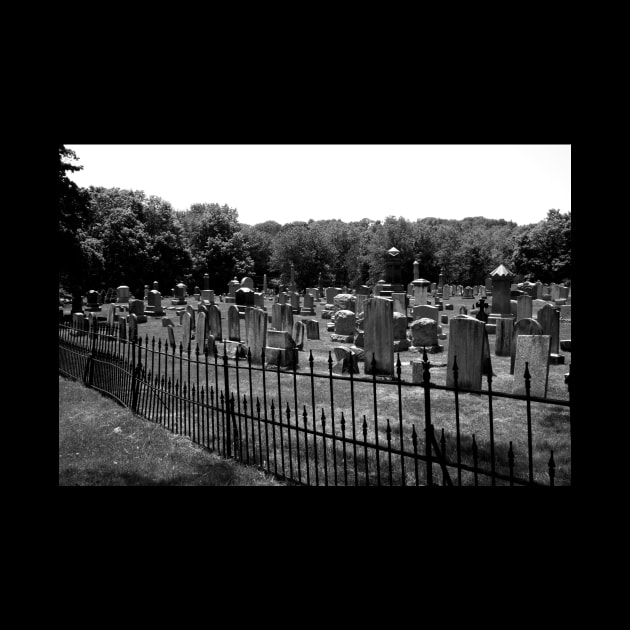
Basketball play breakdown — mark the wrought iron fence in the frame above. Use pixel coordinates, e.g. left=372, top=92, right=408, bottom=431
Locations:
left=59, top=317, right=571, bottom=486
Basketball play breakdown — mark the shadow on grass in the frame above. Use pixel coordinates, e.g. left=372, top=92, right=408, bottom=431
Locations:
left=59, top=459, right=241, bottom=486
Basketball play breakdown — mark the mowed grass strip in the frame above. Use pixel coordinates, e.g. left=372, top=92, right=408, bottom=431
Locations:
left=59, top=376, right=285, bottom=486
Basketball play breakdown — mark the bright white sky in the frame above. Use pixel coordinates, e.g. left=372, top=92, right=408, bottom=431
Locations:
left=65, top=144, right=570, bottom=226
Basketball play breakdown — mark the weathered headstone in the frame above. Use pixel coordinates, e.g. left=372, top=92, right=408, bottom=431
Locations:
left=128, top=299, right=147, bottom=323
left=185, top=304, right=196, bottom=328
left=354, top=294, right=368, bottom=317
left=412, top=304, right=439, bottom=322
left=304, top=319, right=320, bottom=340
left=162, top=316, right=174, bottom=327
left=516, top=294, right=533, bottom=321
left=510, top=317, right=543, bottom=374
left=181, top=312, right=192, bottom=351
left=172, top=282, right=187, bottom=305
left=537, top=303, right=560, bottom=355
left=86, top=290, right=100, bottom=312
left=166, top=323, right=176, bottom=349
left=227, top=305, right=241, bottom=341
left=325, top=287, right=341, bottom=304
left=412, top=278, right=430, bottom=305
left=410, top=318, right=438, bottom=348
left=291, top=320, right=306, bottom=351
left=271, top=303, right=293, bottom=333
left=332, top=347, right=360, bottom=374
left=364, top=297, right=394, bottom=376
left=442, top=285, right=450, bottom=300
left=334, top=310, right=356, bottom=336
left=145, top=290, right=165, bottom=316
left=301, top=293, right=316, bottom=316
left=446, top=316, right=492, bottom=390
left=392, top=292, right=407, bottom=315
left=207, top=304, right=222, bottom=342
left=512, top=335, right=551, bottom=398
left=196, top=311, right=207, bottom=353
left=245, top=307, right=267, bottom=364
left=240, top=276, right=254, bottom=290
left=126, top=312, right=137, bottom=343
left=494, top=316, right=514, bottom=357
left=265, top=329, right=297, bottom=368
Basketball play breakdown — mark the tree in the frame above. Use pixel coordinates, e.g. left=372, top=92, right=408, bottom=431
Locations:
left=269, top=223, right=336, bottom=289
left=511, top=210, right=571, bottom=282
left=180, top=203, right=254, bottom=290
left=58, top=145, right=90, bottom=290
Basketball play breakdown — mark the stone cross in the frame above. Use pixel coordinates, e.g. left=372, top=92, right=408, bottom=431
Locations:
left=475, top=297, right=489, bottom=323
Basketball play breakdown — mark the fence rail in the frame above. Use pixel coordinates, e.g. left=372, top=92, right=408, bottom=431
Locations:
left=59, top=318, right=571, bottom=486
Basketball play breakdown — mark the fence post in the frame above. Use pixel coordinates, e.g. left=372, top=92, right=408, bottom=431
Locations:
left=223, top=341, right=231, bottom=456
left=422, top=346, right=433, bottom=486
left=131, top=338, right=140, bottom=413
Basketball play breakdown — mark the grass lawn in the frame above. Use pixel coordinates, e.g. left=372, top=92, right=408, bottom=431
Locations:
left=59, top=375, right=285, bottom=486
left=61, top=292, right=571, bottom=485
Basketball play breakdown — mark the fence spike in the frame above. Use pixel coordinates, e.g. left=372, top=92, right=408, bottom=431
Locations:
left=411, top=424, right=418, bottom=447
left=386, top=419, right=391, bottom=441
left=340, top=411, right=346, bottom=430
left=548, top=450, right=556, bottom=486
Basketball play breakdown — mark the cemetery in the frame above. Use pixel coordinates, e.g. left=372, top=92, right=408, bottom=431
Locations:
left=60, top=260, right=571, bottom=487
left=58, top=145, right=571, bottom=486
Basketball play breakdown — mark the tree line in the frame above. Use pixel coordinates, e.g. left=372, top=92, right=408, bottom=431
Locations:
left=58, top=145, right=571, bottom=296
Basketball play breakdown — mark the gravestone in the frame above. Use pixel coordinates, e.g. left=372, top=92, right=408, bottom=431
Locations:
left=334, top=294, right=355, bottom=312
left=413, top=260, right=420, bottom=280
left=172, top=282, right=187, bottom=305
left=271, top=303, right=293, bottom=333
left=116, top=285, right=130, bottom=304
left=410, top=318, right=438, bottom=349
left=201, top=288, right=215, bottom=304
left=185, top=304, right=196, bottom=328
left=412, top=304, right=439, bottom=322
left=392, top=292, right=407, bottom=315
left=325, top=287, right=341, bottom=304
left=510, top=317, right=543, bottom=374
left=332, top=347, right=360, bottom=374
left=516, top=294, right=533, bottom=321
left=196, top=311, right=207, bottom=353
left=235, top=287, right=255, bottom=313
left=412, top=278, right=430, bottom=305
left=240, top=276, right=254, bottom=290
left=474, top=297, right=489, bottom=323
left=207, top=304, right=222, bottom=342
left=489, top=264, right=513, bottom=316
left=512, top=335, right=551, bottom=398
left=373, top=280, right=386, bottom=297
left=463, top=286, right=473, bottom=299
left=291, top=320, right=306, bottom=351
left=364, top=297, right=394, bottom=376
left=301, top=293, right=316, bottom=316
left=304, top=319, right=320, bottom=340
left=290, top=291, right=301, bottom=314
left=118, top=314, right=127, bottom=341
left=166, top=323, right=176, bottom=348
left=105, top=303, right=116, bottom=329
left=537, top=303, right=563, bottom=363
left=278, top=292, right=287, bottom=306
left=181, top=312, right=192, bottom=351
left=245, top=307, right=267, bottom=364
left=265, top=329, right=297, bottom=368
left=145, top=290, right=165, bottom=316
left=458, top=306, right=468, bottom=315
left=253, top=292, right=265, bottom=310
left=86, top=290, right=100, bottom=312
left=226, top=277, right=240, bottom=303
left=227, top=305, right=241, bottom=341
left=393, top=312, right=408, bottom=341
left=162, top=317, right=174, bottom=327
left=129, top=299, right=147, bottom=323
left=334, top=310, right=356, bottom=335
left=442, top=285, right=450, bottom=300
left=127, top=313, right=138, bottom=343
left=354, top=294, right=368, bottom=317
left=494, top=316, right=514, bottom=357
left=446, top=316, right=492, bottom=390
